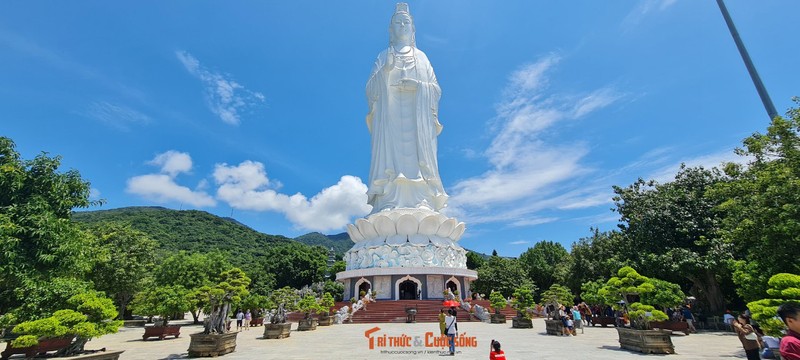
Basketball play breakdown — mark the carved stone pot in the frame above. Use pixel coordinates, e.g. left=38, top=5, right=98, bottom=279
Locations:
left=318, top=314, right=334, bottom=326
left=64, top=350, right=125, bottom=360
left=545, top=319, right=565, bottom=335
left=187, top=332, right=238, bottom=358
left=512, top=316, right=532, bottom=329
left=490, top=314, right=506, bottom=324
left=297, top=317, right=318, bottom=331
left=616, top=328, right=674, bottom=354
left=263, top=323, right=292, bottom=339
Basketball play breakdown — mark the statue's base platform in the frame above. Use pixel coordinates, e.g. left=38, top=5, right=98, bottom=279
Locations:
left=336, top=267, right=477, bottom=301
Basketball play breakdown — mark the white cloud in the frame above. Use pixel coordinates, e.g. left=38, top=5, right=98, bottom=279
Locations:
left=148, top=150, right=193, bottom=177
left=84, top=101, right=151, bottom=131
left=448, top=54, right=623, bottom=226
left=213, top=161, right=371, bottom=232
left=646, top=147, right=745, bottom=183
left=126, top=151, right=215, bottom=207
left=622, top=0, right=678, bottom=30
left=509, top=240, right=530, bottom=245
left=176, top=50, right=264, bottom=125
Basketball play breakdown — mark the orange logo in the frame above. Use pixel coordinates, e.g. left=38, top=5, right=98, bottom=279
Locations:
left=364, top=326, right=381, bottom=349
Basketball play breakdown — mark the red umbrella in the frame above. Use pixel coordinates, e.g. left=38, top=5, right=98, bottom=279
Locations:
left=442, top=300, right=459, bottom=307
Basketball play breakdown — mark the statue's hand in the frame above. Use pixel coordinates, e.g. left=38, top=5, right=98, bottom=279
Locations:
left=383, top=55, right=395, bottom=72
left=392, top=78, right=420, bottom=91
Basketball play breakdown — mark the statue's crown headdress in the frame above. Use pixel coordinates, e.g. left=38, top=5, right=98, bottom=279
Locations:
left=395, top=3, right=410, bottom=16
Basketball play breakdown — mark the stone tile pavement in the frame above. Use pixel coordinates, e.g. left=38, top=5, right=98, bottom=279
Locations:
left=83, top=319, right=750, bottom=360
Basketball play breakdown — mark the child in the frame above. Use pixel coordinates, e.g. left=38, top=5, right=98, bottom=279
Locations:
left=566, top=315, right=575, bottom=336
left=489, top=340, right=505, bottom=360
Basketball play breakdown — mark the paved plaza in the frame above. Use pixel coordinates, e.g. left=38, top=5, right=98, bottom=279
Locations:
left=85, top=318, right=750, bottom=360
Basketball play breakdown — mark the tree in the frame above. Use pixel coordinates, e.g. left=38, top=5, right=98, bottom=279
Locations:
left=268, top=287, right=300, bottom=324
left=471, top=256, right=532, bottom=298
left=511, top=285, right=536, bottom=318
left=712, top=101, right=800, bottom=302
left=491, top=249, right=498, bottom=257
left=580, top=279, right=606, bottom=306
left=519, top=241, right=571, bottom=297
left=11, top=291, right=122, bottom=356
left=747, top=273, right=800, bottom=337
left=540, top=284, right=574, bottom=309
left=489, top=291, right=507, bottom=314
left=200, top=268, right=250, bottom=334
left=128, top=285, right=191, bottom=326
left=598, top=266, right=654, bottom=306
left=296, top=294, right=324, bottom=319
left=640, top=279, right=685, bottom=311
left=262, top=243, right=327, bottom=289
left=86, top=223, right=157, bottom=320
left=466, top=251, right=486, bottom=270
left=153, top=251, right=232, bottom=324
left=568, top=229, right=631, bottom=292
left=320, top=292, right=336, bottom=316
left=0, top=137, right=101, bottom=319
left=613, top=165, right=731, bottom=312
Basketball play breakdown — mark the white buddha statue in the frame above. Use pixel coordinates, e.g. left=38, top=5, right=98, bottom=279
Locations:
left=365, top=3, right=448, bottom=214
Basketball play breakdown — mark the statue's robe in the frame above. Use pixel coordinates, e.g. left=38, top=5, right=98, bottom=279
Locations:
left=366, top=46, right=448, bottom=213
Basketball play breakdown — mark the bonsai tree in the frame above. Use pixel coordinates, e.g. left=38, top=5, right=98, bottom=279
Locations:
left=599, top=266, right=667, bottom=329
left=598, top=266, right=654, bottom=306
left=627, top=302, right=669, bottom=330
left=11, top=291, right=122, bottom=356
left=511, top=285, right=536, bottom=318
left=748, top=273, right=800, bottom=337
left=489, top=291, right=507, bottom=314
left=128, top=285, right=191, bottom=326
left=580, top=279, right=606, bottom=306
left=296, top=294, right=324, bottom=319
left=268, top=287, right=300, bottom=324
left=640, top=278, right=685, bottom=312
left=319, top=292, right=336, bottom=316
left=199, top=268, right=251, bottom=334
left=540, top=284, right=574, bottom=317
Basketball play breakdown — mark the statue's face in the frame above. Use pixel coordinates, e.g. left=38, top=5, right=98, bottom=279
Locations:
left=391, top=13, right=413, bottom=42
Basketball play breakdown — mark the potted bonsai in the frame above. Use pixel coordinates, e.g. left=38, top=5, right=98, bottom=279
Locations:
left=489, top=291, right=507, bottom=324
left=317, top=293, right=336, bottom=326
left=511, top=285, right=536, bottom=329
left=263, top=287, right=299, bottom=339
left=128, top=285, right=190, bottom=341
left=640, top=279, right=688, bottom=334
left=3, top=291, right=124, bottom=360
left=540, top=284, right=574, bottom=335
left=187, top=268, right=250, bottom=358
left=599, top=266, right=673, bottom=354
left=296, top=294, right=325, bottom=331
left=748, top=273, right=800, bottom=357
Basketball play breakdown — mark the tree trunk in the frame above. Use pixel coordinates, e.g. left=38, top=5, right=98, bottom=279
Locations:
left=191, top=309, right=200, bottom=324
left=687, top=270, right=725, bottom=314
left=56, top=336, right=88, bottom=357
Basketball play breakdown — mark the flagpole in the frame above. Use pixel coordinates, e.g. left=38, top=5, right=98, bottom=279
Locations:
left=716, top=0, right=778, bottom=120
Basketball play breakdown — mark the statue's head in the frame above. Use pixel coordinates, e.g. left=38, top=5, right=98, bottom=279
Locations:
left=389, top=3, right=415, bottom=47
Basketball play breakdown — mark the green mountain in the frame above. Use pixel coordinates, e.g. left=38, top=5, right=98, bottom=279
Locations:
left=294, top=232, right=353, bottom=257
left=72, top=206, right=294, bottom=267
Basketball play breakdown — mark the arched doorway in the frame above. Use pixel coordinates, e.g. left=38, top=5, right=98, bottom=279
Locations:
left=354, top=277, right=371, bottom=298
left=399, top=280, right=418, bottom=300
left=446, top=280, right=458, bottom=293
left=358, top=282, right=371, bottom=296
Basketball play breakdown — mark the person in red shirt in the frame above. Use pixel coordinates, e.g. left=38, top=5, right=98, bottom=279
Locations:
left=778, top=302, right=800, bottom=360
left=489, top=340, right=505, bottom=360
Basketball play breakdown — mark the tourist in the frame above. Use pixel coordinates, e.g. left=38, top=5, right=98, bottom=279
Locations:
left=565, top=314, right=576, bottom=336
left=244, top=309, right=252, bottom=330
left=439, top=309, right=446, bottom=336
left=777, top=302, right=800, bottom=359
left=724, top=310, right=736, bottom=330
left=761, top=335, right=780, bottom=359
left=733, top=314, right=761, bottom=360
left=571, top=306, right=583, bottom=334
left=235, top=309, right=244, bottom=331
left=682, top=306, right=697, bottom=333
left=489, top=340, right=505, bottom=359
left=445, top=310, right=458, bottom=355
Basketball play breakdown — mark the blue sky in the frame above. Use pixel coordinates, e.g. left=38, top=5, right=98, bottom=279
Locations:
left=2, top=1, right=798, bottom=257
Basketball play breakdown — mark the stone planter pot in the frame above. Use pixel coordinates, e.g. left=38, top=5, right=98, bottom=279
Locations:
left=318, top=314, right=334, bottom=326
left=187, top=332, right=238, bottom=358
left=250, top=318, right=264, bottom=327
left=512, top=317, right=533, bottom=329
left=122, top=320, right=146, bottom=328
left=263, top=323, right=292, bottom=339
left=616, top=327, right=674, bottom=354
left=297, top=317, right=318, bottom=331
left=490, top=313, right=506, bottom=324
left=545, top=319, right=565, bottom=335
left=142, top=325, right=181, bottom=340
left=591, top=316, right=616, bottom=327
